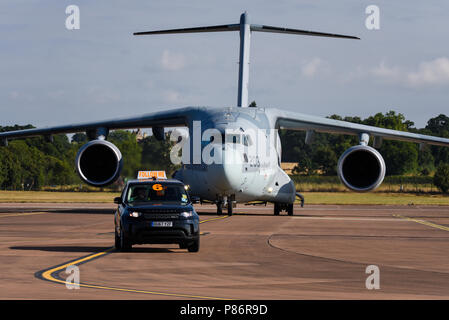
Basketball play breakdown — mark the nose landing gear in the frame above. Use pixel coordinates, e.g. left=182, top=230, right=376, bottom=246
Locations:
left=216, top=195, right=235, bottom=216
left=274, top=202, right=295, bottom=216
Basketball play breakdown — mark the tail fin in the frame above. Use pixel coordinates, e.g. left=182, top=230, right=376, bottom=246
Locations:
left=134, top=12, right=359, bottom=108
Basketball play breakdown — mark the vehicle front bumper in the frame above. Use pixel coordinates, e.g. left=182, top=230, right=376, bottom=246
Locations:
left=123, top=218, right=199, bottom=245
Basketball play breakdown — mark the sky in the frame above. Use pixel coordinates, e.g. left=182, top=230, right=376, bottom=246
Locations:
left=0, top=0, right=448, bottom=129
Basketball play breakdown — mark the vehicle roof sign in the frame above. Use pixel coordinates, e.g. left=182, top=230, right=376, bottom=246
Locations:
left=137, top=171, right=167, bottom=180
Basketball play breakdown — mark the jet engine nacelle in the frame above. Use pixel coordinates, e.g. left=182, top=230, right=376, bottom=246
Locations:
left=75, top=140, right=123, bottom=187
left=337, top=145, right=386, bottom=192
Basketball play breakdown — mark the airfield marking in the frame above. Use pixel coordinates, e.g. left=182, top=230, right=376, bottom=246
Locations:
left=36, top=215, right=231, bottom=300
left=292, top=216, right=407, bottom=222
left=393, top=214, right=449, bottom=232
left=0, top=212, right=48, bottom=218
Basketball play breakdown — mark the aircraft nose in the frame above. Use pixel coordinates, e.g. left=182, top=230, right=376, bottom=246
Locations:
left=208, top=145, right=244, bottom=193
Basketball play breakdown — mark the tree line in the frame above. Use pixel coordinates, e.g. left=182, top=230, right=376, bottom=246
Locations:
left=0, top=111, right=449, bottom=191
left=281, top=111, right=449, bottom=177
left=0, top=128, right=177, bottom=190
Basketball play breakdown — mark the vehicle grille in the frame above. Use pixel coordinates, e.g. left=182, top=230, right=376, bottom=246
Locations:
left=144, top=213, right=180, bottom=220
left=142, top=209, right=183, bottom=220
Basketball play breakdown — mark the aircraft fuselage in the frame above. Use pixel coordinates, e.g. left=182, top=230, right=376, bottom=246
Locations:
left=172, top=107, right=296, bottom=204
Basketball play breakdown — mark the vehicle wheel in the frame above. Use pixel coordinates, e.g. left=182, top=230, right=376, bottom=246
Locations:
left=287, top=203, right=294, bottom=216
left=227, top=201, right=233, bottom=216
left=114, top=228, right=121, bottom=250
left=274, top=203, right=280, bottom=216
left=120, top=228, right=132, bottom=252
left=217, top=202, right=223, bottom=215
left=187, top=239, right=200, bottom=252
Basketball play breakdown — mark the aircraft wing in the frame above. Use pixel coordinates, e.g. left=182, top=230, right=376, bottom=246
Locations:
left=0, top=107, right=194, bottom=142
left=271, top=109, right=449, bottom=147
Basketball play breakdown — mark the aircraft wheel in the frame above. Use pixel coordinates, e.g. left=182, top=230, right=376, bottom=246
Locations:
left=287, top=203, right=294, bottom=216
left=274, top=203, right=280, bottom=215
left=227, top=200, right=233, bottom=216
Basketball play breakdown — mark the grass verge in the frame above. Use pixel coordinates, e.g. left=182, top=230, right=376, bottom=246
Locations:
left=0, top=190, right=448, bottom=205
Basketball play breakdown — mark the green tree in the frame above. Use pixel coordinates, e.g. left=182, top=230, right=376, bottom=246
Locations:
left=140, top=133, right=180, bottom=176
left=425, top=114, right=449, bottom=167
left=71, top=133, right=88, bottom=144
left=363, top=111, right=418, bottom=175
left=312, top=145, right=338, bottom=175
left=109, top=130, right=142, bottom=180
left=434, top=163, right=449, bottom=193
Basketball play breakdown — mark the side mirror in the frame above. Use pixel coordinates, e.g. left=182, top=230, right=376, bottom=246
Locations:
left=190, top=196, right=200, bottom=204
left=114, top=197, right=122, bottom=204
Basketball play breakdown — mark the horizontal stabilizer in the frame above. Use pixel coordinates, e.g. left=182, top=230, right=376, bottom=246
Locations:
left=134, top=24, right=239, bottom=36
left=133, top=12, right=359, bottom=108
left=250, top=24, right=360, bottom=40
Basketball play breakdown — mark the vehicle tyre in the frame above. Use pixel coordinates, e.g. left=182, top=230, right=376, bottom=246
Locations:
left=274, top=203, right=280, bottom=215
left=120, top=228, right=132, bottom=252
left=114, top=228, right=121, bottom=250
left=187, top=239, right=200, bottom=252
left=287, top=203, right=294, bottom=216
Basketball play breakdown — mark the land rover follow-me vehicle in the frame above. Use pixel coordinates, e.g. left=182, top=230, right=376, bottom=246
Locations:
left=114, top=171, right=200, bottom=252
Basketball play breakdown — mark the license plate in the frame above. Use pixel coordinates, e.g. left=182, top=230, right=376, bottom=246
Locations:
left=151, top=221, right=173, bottom=227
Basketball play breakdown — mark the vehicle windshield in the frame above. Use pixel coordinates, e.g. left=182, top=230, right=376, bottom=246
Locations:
left=126, top=183, right=189, bottom=205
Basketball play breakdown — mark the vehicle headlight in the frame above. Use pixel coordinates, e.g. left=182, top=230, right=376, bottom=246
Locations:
left=129, top=211, right=142, bottom=218
left=180, top=211, right=193, bottom=218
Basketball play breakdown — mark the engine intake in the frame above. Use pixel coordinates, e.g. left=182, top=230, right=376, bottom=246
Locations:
left=337, top=145, right=385, bottom=192
left=75, top=140, right=123, bottom=187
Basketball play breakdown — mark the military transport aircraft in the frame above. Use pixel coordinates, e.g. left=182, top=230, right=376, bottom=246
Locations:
left=2, top=12, right=449, bottom=216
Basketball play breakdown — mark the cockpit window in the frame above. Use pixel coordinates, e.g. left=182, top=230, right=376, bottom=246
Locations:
left=243, top=134, right=252, bottom=146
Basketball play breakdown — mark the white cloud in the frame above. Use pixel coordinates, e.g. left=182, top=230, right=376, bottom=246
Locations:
left=407, top=57, right=449, bottom=87
left=301, top=57, right=325, bottom=77
left=161, top=50, right=186, bottom=71
left=8, top=90, right=34, bottom=102
left=370, top=57, right=449, bottom=87
left=371, top=61, right=401, bottom=79
left=163, top=90, right=181, bottom=103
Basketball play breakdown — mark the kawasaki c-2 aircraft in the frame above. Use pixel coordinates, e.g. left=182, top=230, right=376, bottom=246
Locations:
left=2, top=12, right=449, bottom=215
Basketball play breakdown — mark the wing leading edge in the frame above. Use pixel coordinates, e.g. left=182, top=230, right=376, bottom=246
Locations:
left=0, top=107, right=195, bottom=142
left=271, top=109, right=449, bottom=147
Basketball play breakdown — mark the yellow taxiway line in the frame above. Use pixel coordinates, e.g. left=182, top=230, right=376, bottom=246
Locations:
left=393, top=214, right=449, bottom=232
left=38, top=215, right=231, bottom=300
